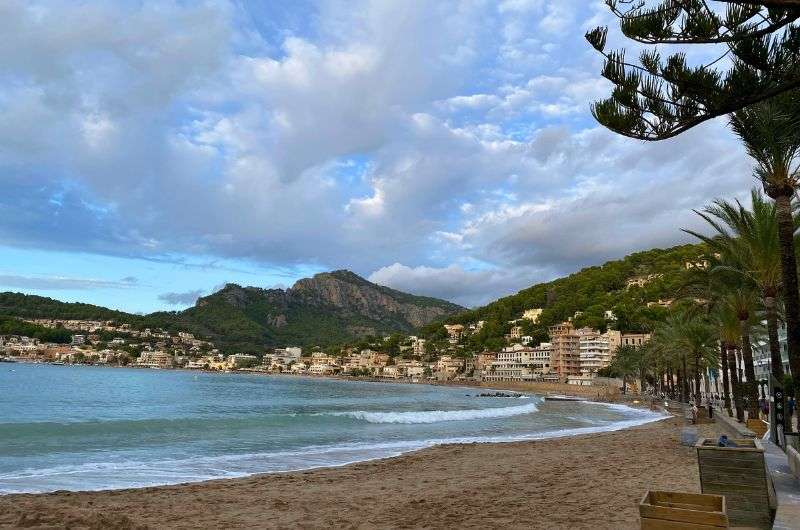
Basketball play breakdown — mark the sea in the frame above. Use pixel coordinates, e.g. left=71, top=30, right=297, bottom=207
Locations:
left=0, top=363, right=667, bottom=494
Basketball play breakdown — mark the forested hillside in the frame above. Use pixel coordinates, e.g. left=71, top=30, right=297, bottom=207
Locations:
left=420, top=244, right=706, bottom=351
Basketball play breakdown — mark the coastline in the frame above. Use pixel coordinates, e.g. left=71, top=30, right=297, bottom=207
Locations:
left=5, top=359, right=625, bottom=402
left=0, top=415, right=710, bottom=530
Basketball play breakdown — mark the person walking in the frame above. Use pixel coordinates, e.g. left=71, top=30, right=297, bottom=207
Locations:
left=707, top=394, right=714, bottom=419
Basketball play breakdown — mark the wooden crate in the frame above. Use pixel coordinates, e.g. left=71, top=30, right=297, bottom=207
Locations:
left=695, top=438, right=773, bottom=529
left=639, top=490, right=728, bottom=529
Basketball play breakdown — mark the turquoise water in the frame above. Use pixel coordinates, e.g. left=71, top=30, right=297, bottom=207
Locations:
left=0, top=363, right=666, bottom=493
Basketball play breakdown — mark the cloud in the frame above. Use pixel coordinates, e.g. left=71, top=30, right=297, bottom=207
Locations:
left=157, top=289, right=205, bottom=306
left=0, top=0, right=758, bottom=308
left=369, top=263, right=549, bottom=307
left=438, top=121, right=752, bottom=273
left=0, top=274, right=138, bottom=291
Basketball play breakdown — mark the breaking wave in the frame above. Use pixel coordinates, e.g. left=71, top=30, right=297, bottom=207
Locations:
left=330, top=401, right=540, bottom=424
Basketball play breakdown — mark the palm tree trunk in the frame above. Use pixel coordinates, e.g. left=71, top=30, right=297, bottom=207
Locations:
left=729, top=347, right=744, bottom=422
left=667, top=366, right=674, bottom=398
left=774, top=193, right=800, bottom=379
left=721, top=342, right=731, bottom=414
left=694, top=351, right=701, bottom=397
left=764, top=295, right=785, bottom=380
left=681, top=355, right=689, bottom=403
left=739, top=326, right=760, bottom=419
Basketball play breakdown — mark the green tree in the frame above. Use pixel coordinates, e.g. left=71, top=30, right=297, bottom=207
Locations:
left=610, top=344, right=642, bottom=394
left=686, top=190, right=790, bottom=382
left=648, top=311, right=717, bottom=403
left=729, top=96, right=800, bottom=379
left=587, top=2, right=800, bottom=141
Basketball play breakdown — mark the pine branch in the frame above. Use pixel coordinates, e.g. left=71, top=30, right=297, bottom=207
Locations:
left=588, top=1, right=800, bottom=140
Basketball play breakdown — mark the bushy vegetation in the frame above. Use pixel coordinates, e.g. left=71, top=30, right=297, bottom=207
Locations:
left=0, top=316, right=72, bottom=343
left=421, top=244, right=705, bottom=351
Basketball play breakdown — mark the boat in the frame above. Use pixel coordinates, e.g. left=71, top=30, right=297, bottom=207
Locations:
left=544, top=395, right=584, bottom=402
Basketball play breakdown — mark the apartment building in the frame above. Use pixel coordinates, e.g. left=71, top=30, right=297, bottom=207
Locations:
left=752, top=324, right=790, bottom=380
left=548, top=321, right=581, bottom=379
left=578, top=329, right=620, bottom=378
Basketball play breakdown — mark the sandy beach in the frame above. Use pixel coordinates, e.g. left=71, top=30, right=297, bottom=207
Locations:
left=0, top=414, right=722, bottom=530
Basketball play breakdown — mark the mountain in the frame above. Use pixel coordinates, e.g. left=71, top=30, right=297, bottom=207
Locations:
left=0, top=270, right=464, bottom=352
left=420, top=244, right=706, bottom=351
left=167, top=270, right=464, bottom=351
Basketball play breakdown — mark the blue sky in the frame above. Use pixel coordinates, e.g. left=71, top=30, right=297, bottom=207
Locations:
left=0, top=0, right=754, bottom=311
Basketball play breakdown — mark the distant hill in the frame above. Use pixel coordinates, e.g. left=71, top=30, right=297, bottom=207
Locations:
left=420, top=244, right=706, bottom=351
left=0, top=270, right=464, bottom=352
left=0, top=292, right=136, bottom=322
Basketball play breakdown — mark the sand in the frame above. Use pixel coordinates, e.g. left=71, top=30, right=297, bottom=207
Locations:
left=0, top=414, right=727, bottom=530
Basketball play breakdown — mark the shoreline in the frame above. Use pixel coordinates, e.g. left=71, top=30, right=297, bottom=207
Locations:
left=0, top=390, right=669, bottom=497
left=0, top=415, right=712, bottom=530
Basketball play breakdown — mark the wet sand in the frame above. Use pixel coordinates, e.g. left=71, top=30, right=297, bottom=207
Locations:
left=0, top=416, right=720, bottom=530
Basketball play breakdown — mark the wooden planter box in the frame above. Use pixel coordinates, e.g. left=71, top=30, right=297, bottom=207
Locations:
left=746, top=418, right=768, bottom=437
left=695, top=438, right=774, bottom=529
left=639, top=490, right=728, bottom=529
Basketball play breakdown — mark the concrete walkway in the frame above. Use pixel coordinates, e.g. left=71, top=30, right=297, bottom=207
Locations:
left=762, top=439, right=800, bottom=530
left=712, top=407, right=758, bottom=438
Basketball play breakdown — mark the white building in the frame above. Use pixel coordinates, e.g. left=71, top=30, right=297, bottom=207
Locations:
left=482, top=344, right=551, bottom=382
left=521, top=308, right=543, bottom=323
left=136, top=351, right=173, bottom=368
left=752, top=324, right=790, bottom=381
left=309, top=363, right=337, bottom=375
left=228, top=353, right=259, bottom=369
left=271, top=347, right=302, bottom=365
left=578, top=332, right=612, bottom=378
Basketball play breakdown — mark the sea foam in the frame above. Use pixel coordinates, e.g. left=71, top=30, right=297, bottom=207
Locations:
left=329, top=401, right=540, bottom=424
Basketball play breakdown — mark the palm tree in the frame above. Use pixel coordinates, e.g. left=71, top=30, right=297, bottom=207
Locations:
left=648, top=311, right=717, bottom=404
left=714, top=304, right=743, bottom=418
left=719, top=287, right=761, bottom=420
left=729, top=94, right=800, bottom=379
left=610, top=344, right=641, bottom=395
left=686, top=190, right=789, bottom=381
left=678, top=255, right=739, bottom=412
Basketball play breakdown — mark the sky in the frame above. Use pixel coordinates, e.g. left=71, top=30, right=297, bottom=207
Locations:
left=0, top=0, right=755, bottom=313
